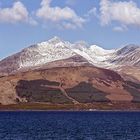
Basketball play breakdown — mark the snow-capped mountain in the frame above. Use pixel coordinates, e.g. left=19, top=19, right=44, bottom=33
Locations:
left=19, top=37, right=76, bottom=68
left=72, top=44, right=115, bottom=67
left=0, top=37, right=140, bottom=75
left=108, top=44, right=140, bottom=67
left=0, top=37, right=76, bottom=74
left=1, top=37, right=140, bottom=105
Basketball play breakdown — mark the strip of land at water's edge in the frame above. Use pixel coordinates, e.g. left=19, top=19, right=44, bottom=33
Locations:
left=0, top=102, right=140, bottom=111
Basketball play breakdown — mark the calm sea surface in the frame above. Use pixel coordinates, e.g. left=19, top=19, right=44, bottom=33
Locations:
left=0, top=111, right=140, bottom=140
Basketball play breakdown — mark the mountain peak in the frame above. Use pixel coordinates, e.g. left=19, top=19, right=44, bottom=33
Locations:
left=1, top=38, right=140, bottom=76
left=121, top=44, right=139, bottom=50
left=48, top=36, right=63, bottom=44
left=35, top=36, right=63, bottom=47
left=90, top=45, right=103, bottom=51
left=89, top=45, right=114, bottom=55
left=71, top=41, right=88, bottom=51
left=116, top=44, right=140, bottom=55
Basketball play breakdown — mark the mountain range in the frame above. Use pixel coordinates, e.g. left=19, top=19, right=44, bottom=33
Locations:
left=0, top=37, right=140, bottom=109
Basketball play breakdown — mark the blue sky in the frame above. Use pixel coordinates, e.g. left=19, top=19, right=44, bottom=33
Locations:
left=0, top=0, right=140, bottom=59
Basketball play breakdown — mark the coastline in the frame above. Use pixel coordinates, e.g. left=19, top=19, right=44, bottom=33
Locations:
left=0, top=110, right=140, bottom=112
left=0, top=102, right=140, bottom=112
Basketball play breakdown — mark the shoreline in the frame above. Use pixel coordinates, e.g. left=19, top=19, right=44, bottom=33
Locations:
left=0, top=102, right=140, bottom=112
left=0, top=109, right=140, bottom=112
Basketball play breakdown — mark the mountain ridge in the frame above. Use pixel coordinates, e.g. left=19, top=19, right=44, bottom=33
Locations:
left=0, top=37, right=140, bottom=106
left=1, top=37, right=140, bottom=76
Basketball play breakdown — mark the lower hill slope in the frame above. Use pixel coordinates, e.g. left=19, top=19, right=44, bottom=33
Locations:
left=0, top=66, right=140, bottom=106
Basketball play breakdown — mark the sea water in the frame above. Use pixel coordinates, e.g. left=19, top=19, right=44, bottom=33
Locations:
left=0, top=111, right=140, bottom=140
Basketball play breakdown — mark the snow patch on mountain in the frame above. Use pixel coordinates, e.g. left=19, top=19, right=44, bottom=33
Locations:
left=89, top=45, right=115, bottom=55
left=71, top=43, right=115, bottom=67
left=19, top=37, right=76, bottom=68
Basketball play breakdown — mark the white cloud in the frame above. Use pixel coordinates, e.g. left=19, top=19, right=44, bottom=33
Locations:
left=113, top=25, right=127, bottom=32
left=0, top=1, right=37, bottom=25
left=36, top=0, right=85, bottom=29
left=100, top=0, right=140, bottom=27
left=0, top=1, right=28, bottom=23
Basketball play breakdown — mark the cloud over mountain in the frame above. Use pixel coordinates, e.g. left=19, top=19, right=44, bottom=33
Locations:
left=0, top=1, right=37, bottom=25
left=100, top=0, right=140, bottom=27
left=36, top=0, right=85, bottom=29
left=0, top=1, right=29, bottom=23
